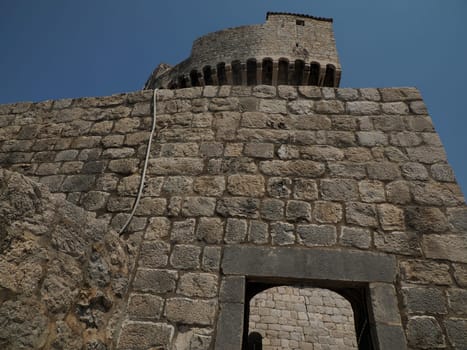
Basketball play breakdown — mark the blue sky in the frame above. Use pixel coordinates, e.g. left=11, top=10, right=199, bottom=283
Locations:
left=1, top=0, right=466, bottom=196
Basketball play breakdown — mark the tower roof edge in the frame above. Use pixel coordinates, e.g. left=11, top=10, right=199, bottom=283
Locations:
left=266, top=11, right=333, bottom=22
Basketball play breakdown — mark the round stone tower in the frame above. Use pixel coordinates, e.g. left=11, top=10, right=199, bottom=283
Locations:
left=145, top=12, right=341, bottom=90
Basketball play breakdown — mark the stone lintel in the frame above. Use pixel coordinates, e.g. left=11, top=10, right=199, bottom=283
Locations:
left=222, top=246, right=396, bottom=283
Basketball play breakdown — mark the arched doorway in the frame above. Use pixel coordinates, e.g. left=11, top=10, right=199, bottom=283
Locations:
left=248, top=286, right=358, bottom=350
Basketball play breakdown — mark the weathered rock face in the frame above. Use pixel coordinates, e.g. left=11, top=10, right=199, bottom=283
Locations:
left=0, top=169, right=136, bottom=350
left=0, top=86, right=466, bottom=349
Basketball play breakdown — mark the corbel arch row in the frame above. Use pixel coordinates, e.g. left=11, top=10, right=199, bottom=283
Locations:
left=167, top=58, right=340, bottom=89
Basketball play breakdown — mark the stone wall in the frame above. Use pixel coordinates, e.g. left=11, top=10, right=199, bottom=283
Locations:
left=249, top=286, right=357, bottom=349
left=0, top=85, right=466, bottom=349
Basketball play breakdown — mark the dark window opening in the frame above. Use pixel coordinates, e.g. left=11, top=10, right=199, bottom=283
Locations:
left=178, top=75, right=188, bottom=88
left=190, top=70, right=200, bottom=87
left=296, top=19, right=305, bottom=26
left=246, top=59, right=257, bottom=86
left=278, top=59, right=289, bottom=85
left=324, top=64, right=336, bottom=87
left=309, top=62, right=320, bottom=86
left=217, top=62, right=227, bottom=85
left=203, top=66, right=213, bottom=85
left=294, top=60, right=305, bottom=85
left=232, top=60, right=242, bottom=85
left=262, top=58, right=273, bottom=85
left=244, top=281, right=373, bottom=350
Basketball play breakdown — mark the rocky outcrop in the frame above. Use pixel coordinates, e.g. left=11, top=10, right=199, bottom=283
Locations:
left=0, top=169, right=137, bottom=349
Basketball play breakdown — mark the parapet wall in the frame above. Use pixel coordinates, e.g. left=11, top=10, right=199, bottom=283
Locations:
left=0, top=85, right=466, bottom=349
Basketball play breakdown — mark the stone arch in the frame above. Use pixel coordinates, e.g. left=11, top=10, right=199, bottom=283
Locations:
left=309, top=62, right=320, bottom=86
left=247, top=285, right=358, bottom=350
left=231, top=60, right=242, bottom=85
left=262, top=58, right=273, bottom=85
left=278, top=58, right=289, bottom=85
left=294, top=59, right=305, bottom=85
left=203, top=65, right=213, bottom=85
left=217, top=62, right=227, bottom=85
left=324, top=64, right=336, bottom=87
left=246, top=58, right=257, bottom=86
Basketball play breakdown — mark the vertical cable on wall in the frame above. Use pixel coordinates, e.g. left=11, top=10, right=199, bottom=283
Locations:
left=118, top=89, right=158, bottom=235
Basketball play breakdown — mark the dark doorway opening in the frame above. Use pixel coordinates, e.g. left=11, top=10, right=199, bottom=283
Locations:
left=203, top=66, right=213, bottom=85
left=247, top=59, right=257, bottom=86
left=309, top=62, right=320, bottom=86
left=324, top=64, right=336, bottom=87
left=262, top=58, right=273, bottom=85
left=232, top=60, right=243, bottom=85
left=217, top=62, right=227, bottom=85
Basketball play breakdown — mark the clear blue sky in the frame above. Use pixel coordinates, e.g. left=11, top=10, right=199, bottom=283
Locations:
left=1, top=0, right=466, bottom=196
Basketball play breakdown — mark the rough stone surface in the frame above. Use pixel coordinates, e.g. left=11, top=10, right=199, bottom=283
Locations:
left=165, top=298, right=217, bottom=326
left=1, top=86, right=466, bottom=350
left=407, top=316, right=445, bottom=348
left=0, top=170, right=132, bottom=349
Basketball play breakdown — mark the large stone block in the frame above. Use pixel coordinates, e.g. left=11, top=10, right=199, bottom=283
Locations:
left=377, top=204, right=405, bottom=231
left=60, top=174, right=96, bottom=192
left=202, top=246, right=221, bottom=272
left=313, top=201, right=342, bottom=223
left=346, top=202, right=378, bottom=227
left=297, top=224, right=337, bottom=247
left=244, top=142, right=274, bottom=158
left=118, top=321, right=174, bottom=349
left=224, top=218, right=247, bottom=243
left=127, top=294, right=164, bottom=320
left=402, top=287, right=447, bottom=314
left=248, top=220, right=269, bottom=244
left=139, top=241, right=170, bottom=268
left=374, top=231, right=421, bottom=256
left=340, top=226, right=371, bottom=249
left=405, top=206, right=449, bottom=233
left=182, top=197, right=216, bottom=216
left=165, top=298, right=217, bottom=326
left=196, top=217, right=224, bottom=243
left=177, top=273, right=219, bottom=298
left=227, top=174, right=265, bottom=197
left=406, top=316, right=445, bottom=348
left=149, top=157, right=204, bottom=175
left=193, top=176, right=225, bottom=196
left=259, top=160, right=325, bottom=177
left=216, top=197, right=260, bottom=218
left=170, top=219, right=196, bottom=243
left=170, top=245, right=202, bottom=269
left=422, top=234, right=467, bottom=263
left=133, top=269, right=177, bottom=293
left=447, top=289, right=467, bottom=315
left=445, top=318, right=467, bottom=349
left=400, top=260, right=453, bottom=285
left=286, top=200, right=312, bottom=222
left=320, top=179, right=358, bottom=201
left=270, top=222, right=295, bottom=245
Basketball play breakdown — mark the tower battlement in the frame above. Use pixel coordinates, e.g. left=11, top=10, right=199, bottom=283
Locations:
left=145, top=12, right=341, bottom=89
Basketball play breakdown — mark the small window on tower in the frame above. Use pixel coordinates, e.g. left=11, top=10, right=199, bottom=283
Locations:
left=296, top=19, right=305, bottom=26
